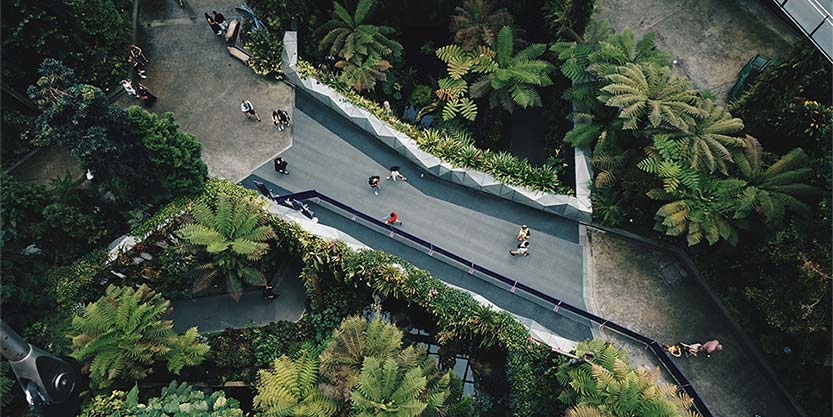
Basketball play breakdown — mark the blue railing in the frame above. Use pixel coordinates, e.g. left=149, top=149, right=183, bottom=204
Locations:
left=267, top=188, right=713, bottom=417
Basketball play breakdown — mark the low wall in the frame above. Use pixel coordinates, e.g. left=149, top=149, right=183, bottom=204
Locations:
left=280, top=31, right=592, bottom=223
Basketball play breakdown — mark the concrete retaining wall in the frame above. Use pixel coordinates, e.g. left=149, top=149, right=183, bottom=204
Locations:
left=281, top=31, right=592, bottom=222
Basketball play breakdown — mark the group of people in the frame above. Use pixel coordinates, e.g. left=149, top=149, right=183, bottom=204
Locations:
left=241, top=99, right=292, bottom=132
left=204, top=11, right=228, bottom=36
left=122, top=44, right=157, bottom=106
left=368, top=166, right=407, bottom=196
left=665, top=339, right=724, bottom=358
left=510, top=225, right=531, bottom=257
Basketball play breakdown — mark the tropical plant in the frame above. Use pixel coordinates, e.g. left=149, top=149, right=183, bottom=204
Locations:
left=116, top=381, right=244, bottom=416
left=316, top=0, right=402, bottom=64
left=1, top=361, right=15, bottom=407
left=556, top=339, right=700, bottom=417
left=246, top=27, right=284, bottom=78
left=600, top=63, right=699, bottom=132
left=449, top=0, right=514, bottom=51
left=177, top=195, right=276, bottom=300
left=254, top=349, right=337, bottom=417
left=733, top=136, right=818, bottom=224
left=469, top=26, right=554, bottom=112
left=350, top=357, right=429, bottom=417
left=79, top=389, right=127, bottom=417
left=664, top=99, right=745, bottom=174
left=408, top=84, right=433, bottom=107
left=335, top=55, right=392, bottom=91
left=69, top=285, right=209, bottom=389
left=542, top=0, right=595, bottom=39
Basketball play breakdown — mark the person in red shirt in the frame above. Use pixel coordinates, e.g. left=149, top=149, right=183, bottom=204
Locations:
left=384, top=211, right=402, bottom=225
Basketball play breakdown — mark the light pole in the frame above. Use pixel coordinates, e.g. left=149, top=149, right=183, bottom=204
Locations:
left=0, top=320, right=82, bottom=417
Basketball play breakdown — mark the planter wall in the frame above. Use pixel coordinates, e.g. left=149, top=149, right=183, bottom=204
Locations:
left=281, top=31, right=592, bottom=223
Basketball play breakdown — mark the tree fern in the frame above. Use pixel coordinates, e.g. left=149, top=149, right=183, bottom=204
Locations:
left=254, top=350, right=337, bottom=417
left=177, top=195, right=275, bottom=300
left=69, top=285, right=208, bottom=389
left=449, top=0, right=513, bottom=51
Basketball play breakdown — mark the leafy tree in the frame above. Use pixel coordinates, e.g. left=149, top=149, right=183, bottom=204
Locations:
left=733, top=136, right=817, bottom=225
left=316, top=0, right=402, bottom=89
left=469, top=26, right=554, bottom=112
left=115, top=381, right=244, bottom=416
left=253, top=349, right=337, bottom=417
left=69, top=285, right=209, bottom=389
left=449, top=0, right=513, bottom=51
left=599, top=63, right=699, bottom=132
left=556, top=339, right=700, bottom=417
left=177, top=195, right=276, bottom=300
left=126, top=107, right=207, bottom=199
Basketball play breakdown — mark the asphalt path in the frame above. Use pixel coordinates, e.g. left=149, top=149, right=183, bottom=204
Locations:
left=244, top=90, right=586, bottom=312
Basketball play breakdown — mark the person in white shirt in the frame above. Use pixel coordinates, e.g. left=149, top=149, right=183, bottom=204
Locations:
left=241, top=99, right=261, bottom=121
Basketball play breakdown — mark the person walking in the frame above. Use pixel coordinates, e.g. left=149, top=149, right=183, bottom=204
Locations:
left=386, top=165, right=407, bottom=181
left=701, top=339, right=723, bottom=357
left=129, top=44, right=148, bottom=64
left=212, top=11, right=228, bottom=32
left=383, top=211, right=402, bottom=225
left=510, top=240, right=530, bottom=256
left=121, top=79, right=138, bottom=97
left=368, top=175, right=381, bottom=195
left=205, top=13, right=222, bottom=36
left=272, top=110, right=283, bottom=130
left=516, top=225, right=530, bottom=241
left=273, top=157, right=289, bottom=174
left=241, top=99, right=261, bottom=121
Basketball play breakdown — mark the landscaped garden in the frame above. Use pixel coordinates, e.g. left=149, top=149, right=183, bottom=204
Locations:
left=1, top=0, right=830, bottom=416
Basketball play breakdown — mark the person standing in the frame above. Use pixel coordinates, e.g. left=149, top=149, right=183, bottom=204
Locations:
left=129, top=55, right=147, bottom=78
left=516, top=225, right=530, bottom=241
left=386, top=165, right=407, bottom=181
left=212, top=11, right=228, bottom=32
left=272, top=110, right=283, bottom=130
left=241, top=99, right=261, bottom=121
left=383, top=211, right=402, bottom=225
left=129, top=44, right=148, bottom=64
left=510, top=240, right=530, bottom=256
left=121, top=79, right=138, bottom=97
left=205, top=13, right=222, bottom=36
left=273, top=157, right=289, bottom=174
left=368, top=175, right=381, bottom=195
left=278, top=109, right=291, bottom=129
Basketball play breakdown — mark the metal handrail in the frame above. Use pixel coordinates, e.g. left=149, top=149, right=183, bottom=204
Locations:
left=272, top=189, right=713, bottom=417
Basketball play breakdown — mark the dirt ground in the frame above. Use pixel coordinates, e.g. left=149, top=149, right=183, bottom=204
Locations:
left=585, top=229, right=797, bottom=417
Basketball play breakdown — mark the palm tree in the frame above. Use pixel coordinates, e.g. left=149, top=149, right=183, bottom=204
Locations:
left=449, top=0, right=513, bottom=51
left=469, top=26, right=554, bottom=112
left=600, top=63, right=699, bottom=132
left=556, top=339, right=700, bottom=417
left=317, top=0, right=402, bottom=64
left=733, top=136, right=818, bottom=225
left=254, top=350, right=337, bottom=417
left=69, top=285, right=209, bottom=389
left=177, top=195, right=275, bottom=300
left=665, top=99, right=745, bottom=174
left=335, top=56, right=392, bottom=92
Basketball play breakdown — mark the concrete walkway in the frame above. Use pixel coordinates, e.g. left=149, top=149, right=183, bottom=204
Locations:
left=248, top=90, right=585, bottom=310
left=595, top=0, right=800, bottom=102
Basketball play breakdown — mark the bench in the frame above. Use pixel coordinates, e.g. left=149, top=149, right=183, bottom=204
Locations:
left=227, top=46, right=250, bottom=63
left=225, top=19, right=239, bottom=43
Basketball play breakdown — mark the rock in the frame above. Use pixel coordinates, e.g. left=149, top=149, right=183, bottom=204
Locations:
left=140, top=252, right=153, bottom=261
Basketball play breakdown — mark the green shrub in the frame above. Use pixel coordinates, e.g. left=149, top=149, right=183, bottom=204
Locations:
left=245, top=28, right=284, bottom=79
left=118, top=381, right=243, bottom=416
left=48, top=249, right=109, bottom=307
left=409, top=84, right=433, bottom=106
left=79, top=390, right=127, bottom=417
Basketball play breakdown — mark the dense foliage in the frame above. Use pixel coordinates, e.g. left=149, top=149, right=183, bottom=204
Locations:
left=69, top=284, right=209, bottom=389
left=84, top=381, right=244, bottom=416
